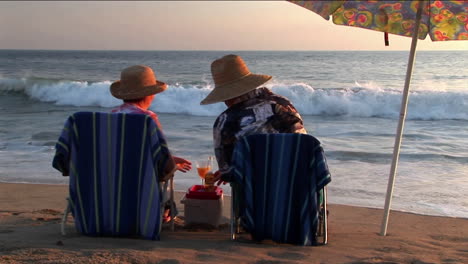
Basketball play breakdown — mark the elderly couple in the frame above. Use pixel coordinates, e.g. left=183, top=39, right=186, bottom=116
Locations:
left=110, top=54, right=307, bottom=186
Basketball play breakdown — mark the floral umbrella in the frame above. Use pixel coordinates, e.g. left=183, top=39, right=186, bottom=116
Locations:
left=287, top=0, right=468, bottom=236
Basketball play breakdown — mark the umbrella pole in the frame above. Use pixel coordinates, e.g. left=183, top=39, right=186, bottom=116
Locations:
left=380, top=2, right=424, bottom=236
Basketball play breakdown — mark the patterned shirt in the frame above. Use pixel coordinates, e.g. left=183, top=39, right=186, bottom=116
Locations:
left=213, top=87, right=307, bottom=174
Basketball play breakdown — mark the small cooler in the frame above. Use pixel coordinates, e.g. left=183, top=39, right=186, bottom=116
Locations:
left=181, top=185, right=224, bottom=227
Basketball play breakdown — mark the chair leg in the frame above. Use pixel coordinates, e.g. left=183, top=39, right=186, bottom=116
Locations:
left=230, top=186, right=238, bottom=240
left=158, top=180, right=169, bottom=235
left=230, top=188, right=235, bottom=240
left=316, top=188, right=328, bottom=245
left=322, top=188, right=328, bottom=245
left=161, top=179, right=175, bottom=231
left=61, top=197, right=71, bottom=236
left=169, top=177, right=175, bottom=231
left=230, top=184, right=243, bottom=241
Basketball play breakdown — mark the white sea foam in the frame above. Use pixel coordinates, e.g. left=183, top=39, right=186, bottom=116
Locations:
left=1, top=77, right=468, bottom=120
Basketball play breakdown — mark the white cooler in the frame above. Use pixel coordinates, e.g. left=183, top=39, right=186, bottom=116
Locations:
left=181, top=185, right=224, bottom=227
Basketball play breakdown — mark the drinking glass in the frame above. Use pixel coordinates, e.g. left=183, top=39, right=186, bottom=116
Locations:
left=196, top=157, right=213, bottom=185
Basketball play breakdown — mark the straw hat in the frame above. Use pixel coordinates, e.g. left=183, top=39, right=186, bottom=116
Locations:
left=110, top=65, right=167, bottom=100
left=200, top=55, right=272, bottom=105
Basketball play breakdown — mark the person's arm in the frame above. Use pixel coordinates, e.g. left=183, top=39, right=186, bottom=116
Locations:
left=213, top=117, right=235, bottom=185
left=272, top=103, right=307, bottom=134
left=213, top=146, right=232, bottom=185
left=160, top=155, right=178, bottom=182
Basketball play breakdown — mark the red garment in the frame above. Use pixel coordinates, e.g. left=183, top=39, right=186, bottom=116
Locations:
left=111, top=103, right=163, bottom=129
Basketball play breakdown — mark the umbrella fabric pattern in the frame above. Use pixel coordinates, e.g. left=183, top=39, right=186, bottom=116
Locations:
left=289, top=1, right=468, bottom=41
left=287, top=0, right=468, bottom=236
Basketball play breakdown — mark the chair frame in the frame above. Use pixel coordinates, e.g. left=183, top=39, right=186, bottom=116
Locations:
left=230, top=186, right=328, bottom=245
left=61, top=178, right=175, bottom=236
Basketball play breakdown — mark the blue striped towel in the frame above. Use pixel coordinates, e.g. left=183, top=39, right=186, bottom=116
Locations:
left=231, top=133, right=331, bottom=245
left=52, top=112, right=173, bottom=240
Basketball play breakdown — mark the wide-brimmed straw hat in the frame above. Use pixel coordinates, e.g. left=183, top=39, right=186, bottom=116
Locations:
left=110, top=65, right=167, bottom=100
left=200, top=55, right=272, bottom=105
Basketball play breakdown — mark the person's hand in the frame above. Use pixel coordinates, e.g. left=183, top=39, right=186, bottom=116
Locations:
left=214, top=170, right=228, bottom=186
left=173, top=156, right=192, bottom=173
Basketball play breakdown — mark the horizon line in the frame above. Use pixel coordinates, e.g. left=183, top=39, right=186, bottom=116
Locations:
left=1, top=48, right=465, bottom=52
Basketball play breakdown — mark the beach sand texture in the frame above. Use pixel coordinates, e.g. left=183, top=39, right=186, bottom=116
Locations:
left=0, top=182, right=467, bottom=264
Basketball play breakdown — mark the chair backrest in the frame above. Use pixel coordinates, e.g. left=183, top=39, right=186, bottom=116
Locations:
left=53, top=111, right=173, bottom=240
left=230, top=133, right=331, bottom=245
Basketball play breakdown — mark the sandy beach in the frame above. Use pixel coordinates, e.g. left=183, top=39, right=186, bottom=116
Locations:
left=0, top=182, right=466, bottom=264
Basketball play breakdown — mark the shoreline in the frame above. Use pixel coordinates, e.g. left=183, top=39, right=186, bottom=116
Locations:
left=1, top=181, right=466, bottom=220
left=1, top=182, right=467, bottom=263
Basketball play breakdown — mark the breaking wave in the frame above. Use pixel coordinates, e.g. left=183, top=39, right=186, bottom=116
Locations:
left=1, top=77, right=468, bottom=120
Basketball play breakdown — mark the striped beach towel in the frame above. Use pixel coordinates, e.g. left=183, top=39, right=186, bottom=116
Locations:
left=231, top=133, right=331, bottom=245
left=52, top=112, right=173, bottom=240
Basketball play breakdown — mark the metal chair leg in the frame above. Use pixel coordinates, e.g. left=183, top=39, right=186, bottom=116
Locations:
left=322, top=188, right=328, bottom=245
left=161, top=179, right=175, bottom=232
left=170, top=177, right=175, bottom=231
left=61, top=197, right=71, bottom=236
left=316, top=188, right=328, bottom=245
left=230, top=187, right=236, bottom=240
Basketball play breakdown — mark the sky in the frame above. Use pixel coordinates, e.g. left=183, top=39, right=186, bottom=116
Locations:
left=0, top=1, right=467, bottom=51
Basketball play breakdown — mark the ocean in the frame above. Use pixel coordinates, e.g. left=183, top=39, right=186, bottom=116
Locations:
left=0, top=50, right=467, bottom=219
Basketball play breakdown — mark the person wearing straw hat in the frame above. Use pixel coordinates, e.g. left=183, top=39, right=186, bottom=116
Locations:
left=200, top=55, right=306, bottom=183
left=110, top=65, right=192, bottom=174
left=110, top=65, right=192, bottom=222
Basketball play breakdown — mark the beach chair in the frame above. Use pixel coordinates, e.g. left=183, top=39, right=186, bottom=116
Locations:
left=52, top=112, right=176, bottom=240
left=229, top=133, right=331, bottom=246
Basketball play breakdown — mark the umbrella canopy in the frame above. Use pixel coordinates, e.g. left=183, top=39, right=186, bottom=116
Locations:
left=287, top=0, right=468, bottom=236
left=289, top=1, right=468, bottom=41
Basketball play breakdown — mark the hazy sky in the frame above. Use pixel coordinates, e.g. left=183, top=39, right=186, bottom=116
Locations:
left=1, top=1, right=467, bottom=51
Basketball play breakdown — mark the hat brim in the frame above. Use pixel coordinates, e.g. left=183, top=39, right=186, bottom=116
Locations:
left=200, top=73, right=272, bottom=105
left=110, top=80, right=167, bottom=100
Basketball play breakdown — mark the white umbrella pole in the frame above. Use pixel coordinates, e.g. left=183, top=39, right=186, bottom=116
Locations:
left=380, top=2, right=424, bottom=236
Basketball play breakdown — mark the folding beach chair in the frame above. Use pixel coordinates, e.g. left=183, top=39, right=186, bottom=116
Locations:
left=52, top=112, right=176, bottom=240
left=229, top=133, right=331, bottom=246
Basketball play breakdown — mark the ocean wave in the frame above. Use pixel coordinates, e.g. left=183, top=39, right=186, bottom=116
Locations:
left=1, top=77, right=468, bottom=120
